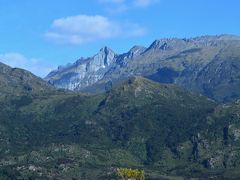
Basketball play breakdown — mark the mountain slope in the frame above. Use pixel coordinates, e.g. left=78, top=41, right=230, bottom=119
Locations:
left=2, top=63, right=240, bottom=178
left=0, top=62, right=54, bottom=96
left=0, top=74, right=220, bottom=179
left=46, top=34, right=240, bottom=102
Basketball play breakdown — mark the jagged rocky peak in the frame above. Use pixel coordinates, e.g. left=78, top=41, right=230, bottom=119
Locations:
left=47, top=46, right=116, bottom=76
left=100, top=46, right=115, bottom=54
left=84, top=46, right=116, bottom=72
left=147, top=38, right=190, bottom=51
left=150, top=39, right=170, bottom=50
left=95, top=46, right=116, bottom=66
left=69, top=46, right=116, bottom=67
left=45, top=46, right=117, bottom=91
left=129, top=45, right=146, bottom=53
left=126, top=45, right=146, bottom=59
left=114, top=46, right=146, bottom=67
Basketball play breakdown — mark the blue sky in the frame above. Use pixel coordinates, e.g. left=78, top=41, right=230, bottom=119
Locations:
left=0, top=0, right=239, bottom=77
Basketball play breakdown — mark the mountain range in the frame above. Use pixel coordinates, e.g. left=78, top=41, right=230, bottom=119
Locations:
left=46, top=34, right=240, bottom=102
left=1, top=34, right=240, bottom=179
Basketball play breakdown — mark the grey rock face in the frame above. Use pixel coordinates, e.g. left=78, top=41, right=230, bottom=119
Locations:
left=46, top=34, right=240, bottom=102
left=45, top=47, right=116, bottom=90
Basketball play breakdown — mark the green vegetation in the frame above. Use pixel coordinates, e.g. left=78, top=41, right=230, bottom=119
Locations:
left=0, top=63, right=240, bottom=179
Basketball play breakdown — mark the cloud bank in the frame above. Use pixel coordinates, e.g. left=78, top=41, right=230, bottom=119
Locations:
left=45, top=15, right=145, bottom=45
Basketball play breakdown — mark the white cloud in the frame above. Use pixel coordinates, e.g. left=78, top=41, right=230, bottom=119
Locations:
left=133, top=0, right=158, bottom=7
left=0, top=53, right=53, bottom=77
left=45, top=15, right=145, bottom=45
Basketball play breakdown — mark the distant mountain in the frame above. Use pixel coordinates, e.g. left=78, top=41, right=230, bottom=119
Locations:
left=0, top=62, right=54, bottom=96
left=46, top=34, right=240, bottom=102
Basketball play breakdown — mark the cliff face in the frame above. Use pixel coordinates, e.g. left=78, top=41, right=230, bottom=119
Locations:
left=45, top=46, right=116, bottom=90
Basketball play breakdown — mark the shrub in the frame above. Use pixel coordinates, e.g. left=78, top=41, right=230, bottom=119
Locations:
left=116, top=168, right=145, bottom=180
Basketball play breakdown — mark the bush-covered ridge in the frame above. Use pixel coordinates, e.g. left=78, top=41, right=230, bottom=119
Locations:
left=0, top=65, right=240, bottom=179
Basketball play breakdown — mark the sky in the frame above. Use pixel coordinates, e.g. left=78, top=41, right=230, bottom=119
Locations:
left=0, top=0, right=239, bottom=77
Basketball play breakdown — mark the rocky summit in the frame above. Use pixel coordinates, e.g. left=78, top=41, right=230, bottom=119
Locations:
left=45, top=46, right=116, bottom=90
left=46, top=34, right=240, bottom=102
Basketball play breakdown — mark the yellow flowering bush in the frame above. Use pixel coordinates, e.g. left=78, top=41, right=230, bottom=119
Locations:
left=116, top=168, right=145, bottom=180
